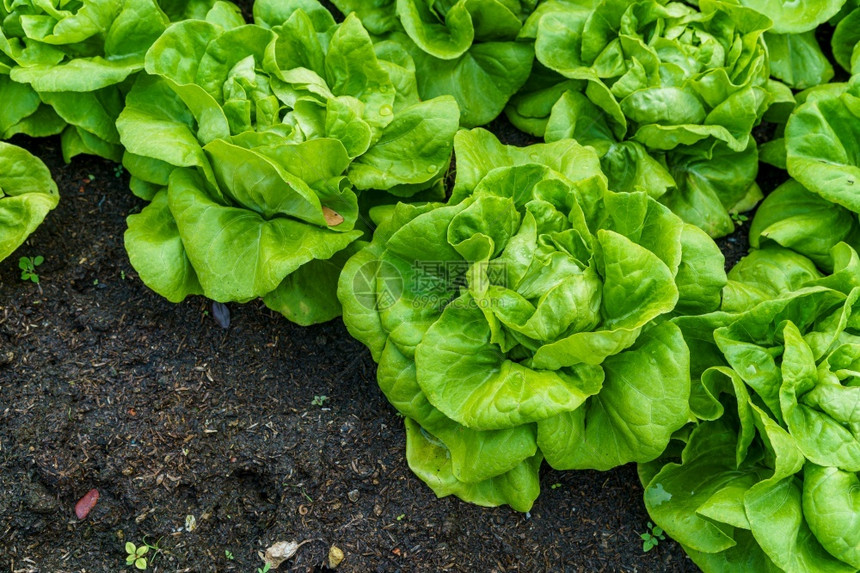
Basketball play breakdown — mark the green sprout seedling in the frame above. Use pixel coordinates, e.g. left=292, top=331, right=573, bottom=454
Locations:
left=730, top=211, right=749, bottom=225
left=19, top=256, right=43, bottom=283
left=311, top=395, right=329, bottom=407
left=225, top=549, right=234, bottom=560
left=125, top=542, right=149, bottom=570
left=640, top=521, right=666, bottom=552
left=257, top=564, right=271, bottom=573
left=124, top=538, right=162, bottom=570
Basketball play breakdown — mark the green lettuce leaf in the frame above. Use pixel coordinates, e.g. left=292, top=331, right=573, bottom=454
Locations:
left=0, top=142, right=59, bottom=262
left=832, top=8, right=860, bottom=73
left=786, top=79, right=860, bottom=214
left=750, top=180, right=860, bottom=271
left=332, top=0, right=538, bottom=127
left=765, top=31, right=834, bottom=90
left=736, top=0, right=844, bottom=34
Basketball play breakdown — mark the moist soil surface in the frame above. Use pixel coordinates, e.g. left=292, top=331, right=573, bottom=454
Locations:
left=0, top=64, right=786, bottom=573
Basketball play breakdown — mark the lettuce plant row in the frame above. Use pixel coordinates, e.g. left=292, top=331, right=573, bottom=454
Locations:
left=1, top=2, right=860, bottom=571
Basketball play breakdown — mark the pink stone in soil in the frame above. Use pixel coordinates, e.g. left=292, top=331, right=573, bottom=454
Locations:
left=75, top=489, right=99, bottom=519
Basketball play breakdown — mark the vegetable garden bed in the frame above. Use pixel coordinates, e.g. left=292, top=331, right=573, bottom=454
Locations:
left=0, top=129, right=701, bottom=572
left=1, top=0, right=859, bottom=572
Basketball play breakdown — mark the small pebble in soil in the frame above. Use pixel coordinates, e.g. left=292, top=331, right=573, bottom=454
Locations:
left=264, top=539, right=314, bottom=568
left=348, top=489, right=359, bottom=502
left=75, top=489, right=99, bottom=520
left=211, top=301, right=230, bottom=329
left=328, top=545, right=345, bottom=568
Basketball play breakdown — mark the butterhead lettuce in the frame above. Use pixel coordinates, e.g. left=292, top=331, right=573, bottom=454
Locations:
left=734, top=0, right=844, bottom=89
left=0, top=142, right=58, bottom=262
left=116, top=1, right=460, bottom=325
left=509, top=0, right=772, bottom=238
left=339, top=129, right=726, bottom=510
left=0, top=0, right=234, bottom=161
left=642, top=245, right=860, bottom=573
left=330, top=0, right=537, bottom=127
left=785, top=76, right=860, bottom=216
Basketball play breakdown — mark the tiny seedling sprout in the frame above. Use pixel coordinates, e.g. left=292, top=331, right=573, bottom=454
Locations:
left=125, top=542, right=149, bottom=570
left=730, top=211, right=749, bottom=225
left=19, top=256, right=44, bottom=283
left=641, top=522, right=666, bottom=552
